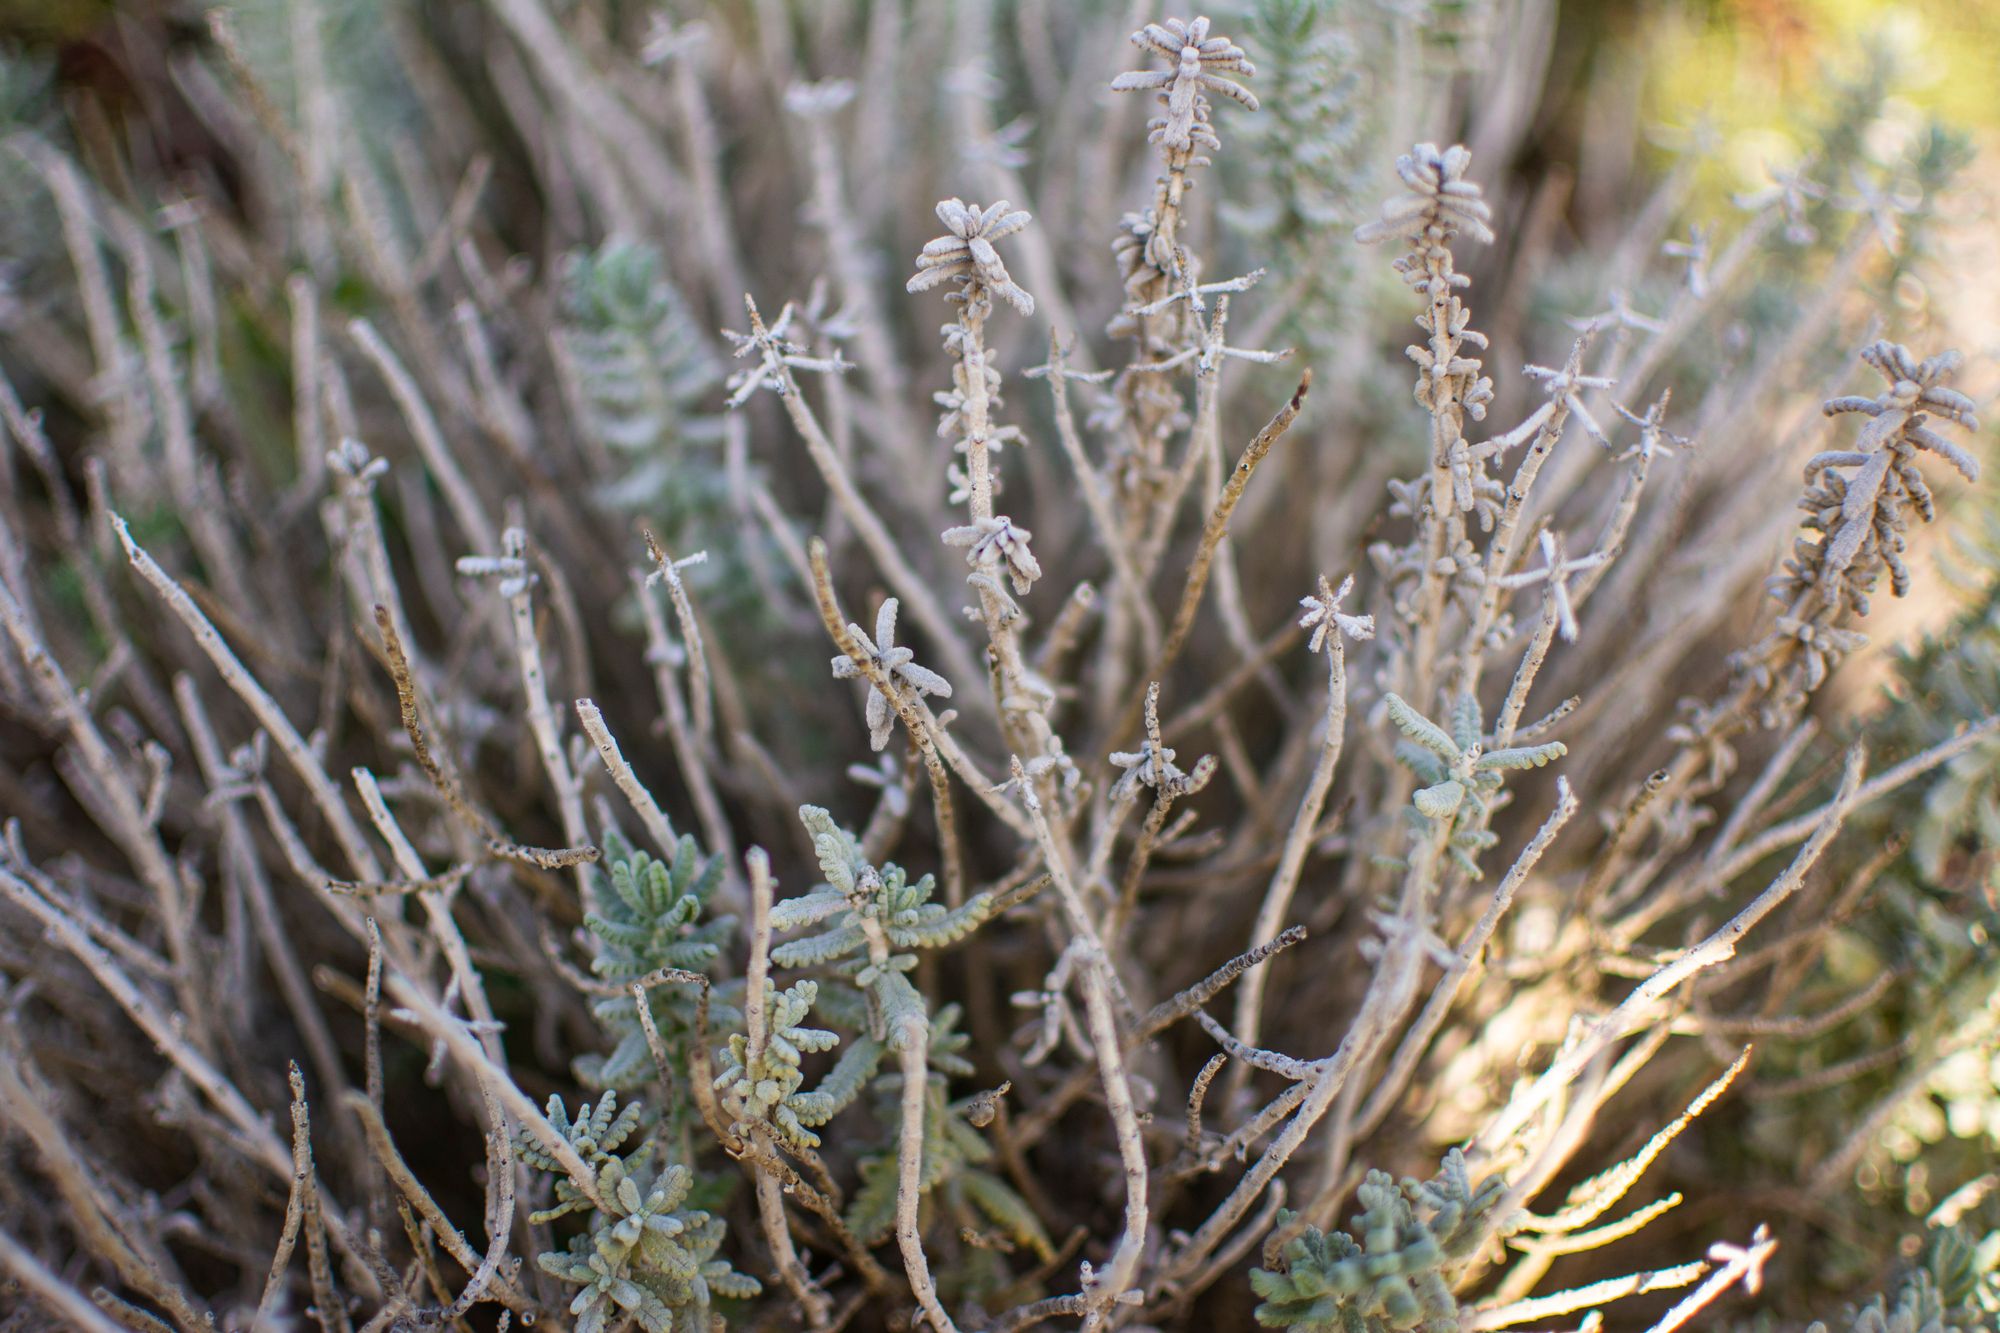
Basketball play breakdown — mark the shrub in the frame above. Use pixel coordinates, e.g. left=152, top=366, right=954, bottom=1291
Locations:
left=0, top=3, right=1993, bottom=1331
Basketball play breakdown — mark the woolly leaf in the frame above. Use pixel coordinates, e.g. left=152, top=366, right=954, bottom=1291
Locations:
left=771, top=921, right=867, bottom=968
left=1385, top=693, right=1460, bottom=761
left=886, top=891, right=998, bottom=950
left=769, top=888, right=848, bottom=931
left=1414, top=781, right=1465, bottom=820
left=1476, top=742, right=1567, bottom=772
left=520, top=1093, right=759, bottom=1331
left=873, top=968, right=931, bottom=1048
left=1249, top=1155, right=1504, bottom=1331
left=1449, top=693, right=1482, bottom=754
left=799, top=805, right=862, bottom=893
left=960, top=1168, right=1056, bottom=1262
left=813, top=1036, right=884, bottom=1121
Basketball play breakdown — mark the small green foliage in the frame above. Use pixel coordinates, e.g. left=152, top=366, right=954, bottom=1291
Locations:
left=1810, top=1221, right=2000, bottom=1332
left=1884, top=518, right=2000, bottom=894
left=520, top=1089, right=645, bottom=1224
left=588, top=832, right=730, bottom=979
left=752, top=808, right=1039, bottom=1299
left=1220, top=0, right=1381, bottom=368
left=559, top=239, right=787, bottom=629
left=1385, top=694, right=1565, bottom=877
left=1386, top=692, right=1459, bottom=764
left=561, top=240, right=721, bottom=501
left=776, top=807, right=1002, bottom=1043
left=520, top=1091, right=759, bottom=1333
left=1927, top=1218, right=2000, bottom=1318
left=843, top=1006, right=1050, bottom=1269
left=957, top=1163, right=1058, bottom=1264
left=1250, top=1150, right=1504, bottom=1332
left=578, top=830, right=737, bottom=1094
left=1476, top=744, right=1566, bottom=772
left=1228, top=0, right=1364, bottom=237
left=713, top=978, right=870, bottom=1150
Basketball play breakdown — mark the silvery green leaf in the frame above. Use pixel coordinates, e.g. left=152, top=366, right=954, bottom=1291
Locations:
left=1477, top=742, right=1567, bottom=772
left=1414, top=780, right=1465, bottom=819
left=1386, top=693, right=1461, bottom=761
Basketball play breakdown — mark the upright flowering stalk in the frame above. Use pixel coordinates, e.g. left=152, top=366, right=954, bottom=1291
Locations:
left=1108, top=16, right=1259, bottom=319
left=907, top=199, right=1052, bottom=760
left=1591, top=341, right=1979, bottom=905
left=1082, top=13, right=1269, bottom=737
left=1356, top=143, right=1497, bottom=707
left=1108, top=14, right=1260, bottom=517
left=1744, top=340, right=1979, bottom=717
left=1674, top=342, right=1977, bottom=761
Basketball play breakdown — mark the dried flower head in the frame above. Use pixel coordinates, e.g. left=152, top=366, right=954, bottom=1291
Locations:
left=1298, top=575, right=1374, bottom=653
left=1522, top=356, right=1617, bottom=448
left=721, top=295, right=852, bottom=407
left=942, top=515, right=1042, bottom=594
left=783, top=78, right=855, bottom=120
left=1108, top=683, right=1199, bottom=801
left=1111, top=16, right=1259, bottom=154
left=1354, top=143, right=1495, bottom=247
left=1781, top=340, right=1980, bottom=612
left=1492, top=530, right=1608, bottom=643
left=1739, top=340, right=1979, bottom=718
left=907, top=198, right=1035, bottom=316
left=830, top=598, right=953, bottom=751
left=1733, top=160, right=1826, bottom=245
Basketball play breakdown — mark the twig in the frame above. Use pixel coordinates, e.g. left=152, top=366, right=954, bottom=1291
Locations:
left=1115, top=371, right=1309, bottom=747
left=1196, top=1011, right=1318, bottom=1082
left=465, top=528, right=595, bottom=907
left=0, top=577, right=205, bottom=1035
left=113, top=516, right=384, bottom=882
left=1159, top=618, right=1303, bottom=742
left=0, top=1045, right=206, bottom=1328
left=1357, top=781, right=1578, bottom=1138
left=812, top=539, right=1028, bottom=851
left=1466, top=1260, right=1708, bottom=1329
left=383, top=972, right=605, bottom=1212
left=1016, top=764, right=1147, bottom=1325
left=575, top=699, right=680, bottom=856
left=1038, top=330, right=1160, bottom=656
left=1183, top=1054, right=1228, bottom=1163
left=349, top=317, right=497, bottom=555
left=1479, top=749, right=1863, bottom=1156
left=641, top=530, right=716, bottom=751
left=255, top=1064, right=317, bottom=1324
left=895, top=1027, right=956, bottom=1333
left=744, top=847, right=834, bottom=1328
left=1232, top=592, right=1356, bottom=1063
left=1012, top=927, right=1308, bottom=1152
left=177, top=676, right=347, bottom=1102
left=1642, top=1226, right=1776, bottom=1333
left=0, top=864, right=291, bottom=1181
left=632, top=565, right=741, bottom=890
left=345, top=1094, right=535, bottom=1316
left=0, top=1225, right=130, bottom=1333
left=1710, top=716, right=2000, bottom=888
left=747, top=297, right=981, bottom=693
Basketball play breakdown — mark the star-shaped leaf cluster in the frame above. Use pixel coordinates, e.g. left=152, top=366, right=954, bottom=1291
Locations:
left=577, top=830, right=739, bottom=1093
left=830, top=597, right=952, bottom=751
left=772, top=807, right=1005, bottom=1046
left=713, top=979, right=880, bottom=1150
left=1250, top=1150, right=1503, bottom=1332
left=1386, top=693, right=1564, bottom=876
left=521, top=1092, right=760, bottom=1333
